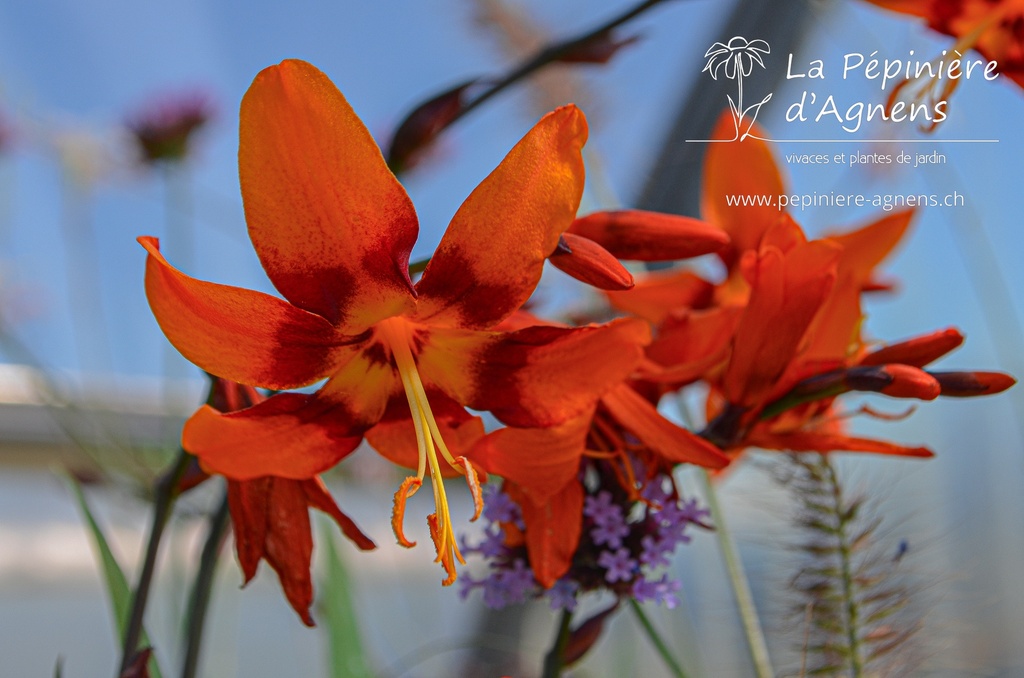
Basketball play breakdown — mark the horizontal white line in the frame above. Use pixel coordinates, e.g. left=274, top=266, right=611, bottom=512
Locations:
left=685, top=138, right=999, bottom=143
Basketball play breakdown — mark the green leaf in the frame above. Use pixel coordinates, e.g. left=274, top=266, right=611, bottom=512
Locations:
left=318, top=518, right=374, bottom=678
left=65, top=476, right=164, bottom=678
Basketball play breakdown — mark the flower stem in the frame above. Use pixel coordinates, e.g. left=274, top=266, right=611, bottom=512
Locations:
left=628, top=598, right=688, bottom=678
left=541, top=608, right=573, bottom=678
left=118, top=378, right=217, bottom=676
left=822, top=457, right=863, bottom=677
left=180, top=487, right=231, bottom=678
left=387, top=0, right=673, bottom=171
left=698, top=469, right=774, bottom=678
left=118, top=449, right=192, bottom=675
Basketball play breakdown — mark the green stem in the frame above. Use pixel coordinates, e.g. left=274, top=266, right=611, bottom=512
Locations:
left=118, top=449, right=191, bottom=675
left=822, top=457, right=862, bottom=677
left=698, top=469, right=773, bottom=678
left=181, top=488, right=231, bottom=678
left=541, top=609, right=573, bottom=678
left=628, top=599, right=688, bottom=678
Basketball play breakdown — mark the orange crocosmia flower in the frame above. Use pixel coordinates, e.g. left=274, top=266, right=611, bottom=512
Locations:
left=722, top=217, right=841, bottom=411
left=141, top=59, right=649, bottom=585
left=472, top=382, right=728, bottom=586
left=866, top=0, right=1024, bottom=87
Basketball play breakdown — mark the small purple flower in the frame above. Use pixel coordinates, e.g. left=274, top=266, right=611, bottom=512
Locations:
left=639, top=534, right=672, bottom=569
left=483, top=485, right=521, bottom=524
left=477, top=558, right=537, bottom=609
left=546, top=579, right=579, bottom=612
left=598, top=547, right=637, bottom=583
left=677, top=497, right=711, bottom=525
left=633, top=574, right=682, bottom=609
left=641, top=478, right=672, bottom=508
left=592, top=516, right=629, bottom=548
left=584, top=490, right=619, bottom=524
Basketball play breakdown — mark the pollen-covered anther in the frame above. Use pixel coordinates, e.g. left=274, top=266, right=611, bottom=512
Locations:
left=392, top=476, right=422, bottom=548
left=455, top=455, right=484, bottom=522
left=378, top=316, right=474, bottom=582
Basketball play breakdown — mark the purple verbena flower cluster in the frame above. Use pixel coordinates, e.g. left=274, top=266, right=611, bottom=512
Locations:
left=459, top=474, right=709, bottom=611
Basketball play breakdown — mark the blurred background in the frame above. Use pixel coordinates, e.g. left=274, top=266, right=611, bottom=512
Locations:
left=0, top=0, right=1021, bottom=675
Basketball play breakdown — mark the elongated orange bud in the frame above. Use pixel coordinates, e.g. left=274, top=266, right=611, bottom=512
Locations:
left=878, top=365, right=941, bottom=399
left=845, top=364, right=940, bottom=400
left=548, top=233, right=634, bottom=290
left=930, top=371, right=1017, bottom=397
left=859, top=328, right=964, bottom=367
left=568, top=209, right=729, bottom=261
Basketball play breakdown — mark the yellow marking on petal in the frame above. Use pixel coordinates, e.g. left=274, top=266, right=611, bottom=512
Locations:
left=378, top=317, right=474, bottom=582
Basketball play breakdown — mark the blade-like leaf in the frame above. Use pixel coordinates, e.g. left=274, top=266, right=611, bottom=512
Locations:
left=318, top=517, right=373, bottom=678
left=65, top=476, right=164, bottom=678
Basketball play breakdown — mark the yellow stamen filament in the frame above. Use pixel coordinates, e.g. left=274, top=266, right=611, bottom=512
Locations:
left=378, top=318, right=474, bottom=584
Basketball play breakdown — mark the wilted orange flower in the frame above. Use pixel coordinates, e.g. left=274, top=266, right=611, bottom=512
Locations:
left=141, top=59, right=647, bottom=584
left=197, top=378, right=374, bottom=625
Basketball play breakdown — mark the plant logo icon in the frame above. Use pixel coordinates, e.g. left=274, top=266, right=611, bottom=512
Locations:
left=703, top=37, right=773, bottom=140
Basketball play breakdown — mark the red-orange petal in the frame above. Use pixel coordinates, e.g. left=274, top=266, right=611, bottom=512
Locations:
left=644, top=307, right=743, bottom=385
left=702, top=112, right=786, bottom=261
left=226, top=477, right=271, bottom=583
left=141, top=236, right=349, bottom=390
left=302, top=477, right=376, bottom=551
left=262, top=478, right=316, bottom=626
left=601, top=384, right=729, bottom=469
left=605, top=270, right=715, bottom=325
left=805, top=210, right=915, bottom=361
left=462, top=318, right=650, bottom=428
left=470, top=411, right=592, bottom=506
left=183, top=393, right=365, bottom=481
left=414, top=105, right=588, bottom=329
left=240, top=59, right=418, bottom=329
left=506, top=481, right=584, bottom=588
left=568, top=210, right=729, bottom=261
left=724, top=225, right=841, bottom=407
left=548, top=233, right=635, bottom=291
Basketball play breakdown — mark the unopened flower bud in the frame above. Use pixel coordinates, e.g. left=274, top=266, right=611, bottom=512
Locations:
left=929, top=371, right=1017, bottom=397
left=386, top=80, right=475, bottom=173
left=548, top=233, right=634, bottom=290
left=846, top=364, right=940, bottom=400
left=556, top=31, right=641, bottom=65
left=568, top=210, right=729, bottom=261
left=859, top=327, right=963, bottom=367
